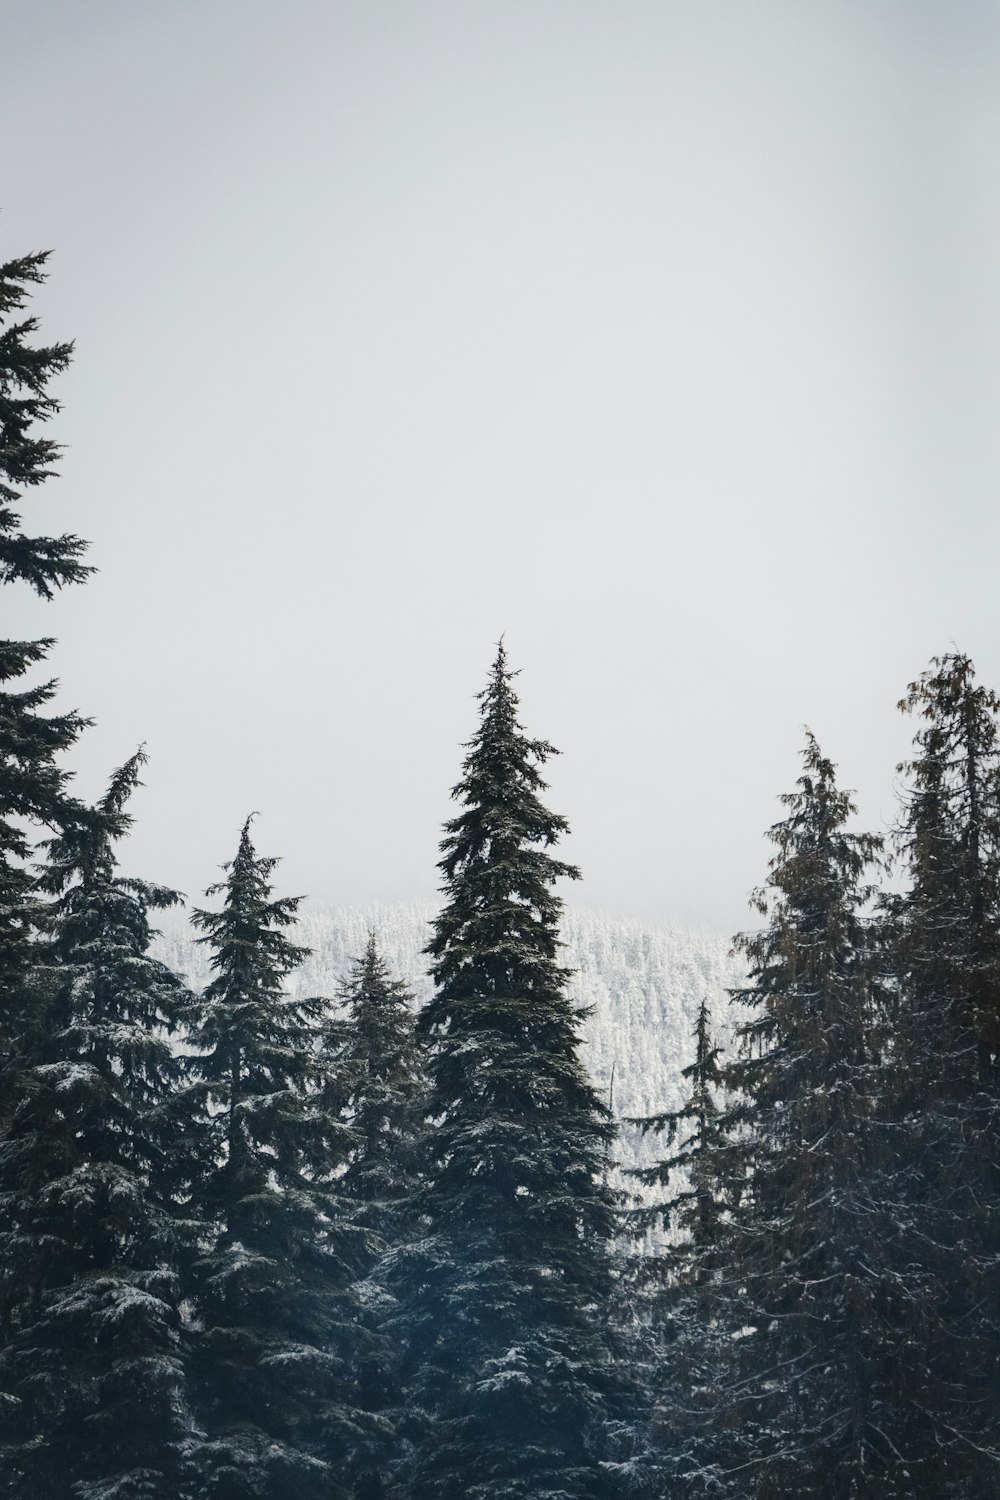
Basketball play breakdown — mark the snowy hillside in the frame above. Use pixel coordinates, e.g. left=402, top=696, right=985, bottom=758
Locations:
left=152, top=903, right=746, bottom=1175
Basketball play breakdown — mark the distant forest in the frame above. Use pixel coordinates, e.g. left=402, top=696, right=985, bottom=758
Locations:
left=4, top=245, right=1000, bottom=1500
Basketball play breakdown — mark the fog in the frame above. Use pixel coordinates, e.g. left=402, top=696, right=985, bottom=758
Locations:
left=6, top=0, right=1000, bottom=933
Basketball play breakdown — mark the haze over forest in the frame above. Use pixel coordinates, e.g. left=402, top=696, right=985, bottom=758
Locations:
left=7, top=0, right=1000, bottom=935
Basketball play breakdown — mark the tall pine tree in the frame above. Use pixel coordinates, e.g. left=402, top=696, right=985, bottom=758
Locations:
left=893, top=653, right=1000, bottom=1094
left=330, top=934, right=428, bottom=1500
left=881, top=654, right=1000, bottom=1492
left=0, top=243, right=119, bottom=1489
left=718, top=734, right=895, bottom=1498
left=0, top=751, right=196, bottom=1500
left=399, top=643, right=622, bottom=1500
left=186, top=817, right=365, bottom=1500
left=629, top=998, right=728, bottom=1259
left=624, top=1002, right=733, bottom=1499
left=0, top=247, right=90, bottom=1052
left=333, top=932, right=426, bottom=1226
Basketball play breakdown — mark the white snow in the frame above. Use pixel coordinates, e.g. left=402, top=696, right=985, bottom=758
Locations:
left=153, top=901, right=746, bottom=1179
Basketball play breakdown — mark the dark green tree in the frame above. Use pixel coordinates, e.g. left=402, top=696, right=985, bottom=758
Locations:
left=330, top=933, right=428, bottom=1500
left=718, top=734, right=896, bottom=1498
left=186, top=817, right=365, bottom=1500
left=0, top=247, right=90, bottom=1046
left=0, top=750, right=196, bottom=1499
left=629, top=999, right=728, bottom=1258
left=880, top=653, right=1000, bottom=1492
left=399, top=643, right=622, bottom=1500
left=624, top=1003, right=733, bottom=1499
left=893, top=652, right=1000, bottom=1094
left=334, top=932, right=426, bottom=1221
left=0, top=250, right=88, bottom=594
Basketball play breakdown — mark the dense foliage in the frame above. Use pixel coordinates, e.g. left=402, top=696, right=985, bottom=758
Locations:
left=185, top=817, right=366, bottom=1499
left=0, top=753, right=194, bottom=1500
left=3, top=240, right=1000, bottom=1498
left=400, top=644, right=623, bottom=1500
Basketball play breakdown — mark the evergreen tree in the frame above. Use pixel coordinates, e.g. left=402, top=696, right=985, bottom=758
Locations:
left=718, top=734, right=895, bottom=1498
left=331, top=933, right=428, bottom=1500
left=893, top=652, right=1000, bottom=1093
left=0, top=250, right=87, bottom=595
left=624, top=1002, right=733, bottom=1499
left=881, top=654, right=1000, bottom=1492
left=399, top=643, right=622, bottom=1500
left=334, top=932, right=426, bottom=1222
left=186, top=817, right=364, bottom=1500
left=0, top=247, right=89, bottom=1048
left=0, top=751, right=196, bottom=1499
left=629, top=998, right=728, bottom=1259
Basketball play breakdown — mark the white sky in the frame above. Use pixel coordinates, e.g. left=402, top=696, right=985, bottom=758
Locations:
left=6, top=0, right=1000, bottom=933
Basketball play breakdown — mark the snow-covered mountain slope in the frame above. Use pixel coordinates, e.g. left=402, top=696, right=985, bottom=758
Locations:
left=152, top=902, right=746, bottom=1174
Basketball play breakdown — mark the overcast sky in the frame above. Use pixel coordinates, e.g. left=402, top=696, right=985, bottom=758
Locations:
left=6, top=0, right=1000, bottom=934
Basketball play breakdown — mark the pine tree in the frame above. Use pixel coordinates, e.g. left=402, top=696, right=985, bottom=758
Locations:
left=399, top=643, right=622, bottom=1500
left=0, top=751, right=196, bottom=1499
left=186, top=817, right=364, bottom=1500
left=881, top=654, right=1000, bottom=1492
left=0, top=251, right=87, bottom=595
left=893, top=652, right=1000, bottom=1093
left=717, top=734, right=896, bottom=1498
left=0, top=247, right=90, bottom=1049
left=330, top=933, right=428, bottom=1500
left=334, top=932, right=426, bottom=1222
left=629, top=999, right=728, bottom=1259
left=624, top=1002, right=733, bottom=1499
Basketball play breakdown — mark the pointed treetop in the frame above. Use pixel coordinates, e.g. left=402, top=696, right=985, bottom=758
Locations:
left=0, top=248, right=91, bottom=596
left=749, top=731, right=881, bottom=920
left=38, top=745, right=149, bottom=896
left=450, top=641, right=568, bottom=816
left=471, top=635, right=520, bottom=722
left=194, top=816, right=307, bottom=982
left=99, top=744, right=147, bottom=821
left=694, top=996, right=715, bottom=1049
left=490, top=634, right=508, bottom=676
left=203, top=813, right=286, bottom=901
left=230, top=810, right=259, bottom=860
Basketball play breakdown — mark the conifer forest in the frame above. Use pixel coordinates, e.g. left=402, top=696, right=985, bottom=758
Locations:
left=6, top=244, right=1000, bottom=1500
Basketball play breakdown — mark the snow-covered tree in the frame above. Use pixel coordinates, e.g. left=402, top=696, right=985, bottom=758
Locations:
left=0, top=246, right=89, bottom=1054
left=880, top=654, right=1000, bottom=1493
left=718, top=734, right=895, bottom=1497
left=185, top=817, right=365, bottom=1500
left=623, top=1002, right=734, bottom=1498
left=398, top=644, right=623, bottom=1500
left=333, top=932, right=426, bottom=1221
left=329, top=933, right=428, bottom=1500
left=0, top=751, right=196, bottom=1499
left=893, top=652, right=1000, bottom=1094
left=629, top=998, right=729, bottom=1257
left=0, top=249, right=87, bottom=595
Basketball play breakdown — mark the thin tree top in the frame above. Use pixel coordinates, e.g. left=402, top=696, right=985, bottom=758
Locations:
left=38, top=746, right=163, bottom=897
left=192, top=814, right=309, bottom=990
left=745, top=730, right=882, bottom=922
left=0, top=249, right=90, bottom=596
left=427, top=643, right=580, bottom=984
left=438, top=641, right=580, bottom=871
